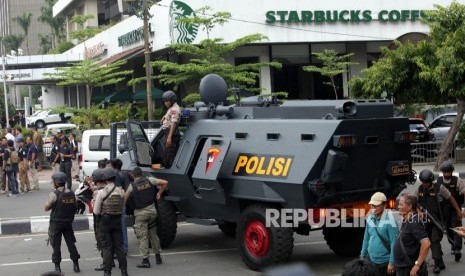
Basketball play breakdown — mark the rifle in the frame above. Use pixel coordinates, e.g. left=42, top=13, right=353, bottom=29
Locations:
left=46, top=223, right=54, bottom=247
left=418, top=203, right=454, bottom=244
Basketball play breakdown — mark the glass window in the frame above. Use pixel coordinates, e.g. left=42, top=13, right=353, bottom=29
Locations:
left=89, top=135, right=110, bottom=151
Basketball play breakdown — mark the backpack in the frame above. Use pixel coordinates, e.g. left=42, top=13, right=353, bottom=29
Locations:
left=7, top=149, right=19, bottom=165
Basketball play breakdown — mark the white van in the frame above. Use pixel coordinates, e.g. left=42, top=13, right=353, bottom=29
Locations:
left=79, top=127, right=159, bottom=181
left=79, top=129, right=110, bottom=181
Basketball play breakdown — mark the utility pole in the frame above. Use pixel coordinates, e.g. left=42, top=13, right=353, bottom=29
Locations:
left=1, top=55, right=9, bottom=128
left=143, top=0, right=153, bottom=120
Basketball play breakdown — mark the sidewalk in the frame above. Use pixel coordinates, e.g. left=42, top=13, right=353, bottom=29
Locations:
left=1, top=163, right=465, bottom=235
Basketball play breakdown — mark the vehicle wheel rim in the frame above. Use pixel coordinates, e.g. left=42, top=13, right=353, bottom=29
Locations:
left=245, top=220, right=269, bottom=258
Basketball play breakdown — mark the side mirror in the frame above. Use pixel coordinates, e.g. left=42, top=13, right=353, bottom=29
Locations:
left=118, top=144, right=127, bottom=154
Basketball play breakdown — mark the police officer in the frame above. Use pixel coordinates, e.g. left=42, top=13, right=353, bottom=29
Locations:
left=437, top=160, right=465, bottom=262
left=44, top=172, right=80, bottom=273
left=125, top=167, right=167, bottom=268
left=17, top=137, right=30, bottom=193
left=50, top=135, right=60, bottom=172
left=54, top=137, right=73, bottom=189
left=160, top=90, right=181, bottom=168
left=93, top=167, right=128, bottom=276
left=415, top=169, right=465, bottom=274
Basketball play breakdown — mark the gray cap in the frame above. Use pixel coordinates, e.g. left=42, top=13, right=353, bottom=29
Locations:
left=92, top=169, right=105, bottom=182
left=101, top=167, right=117, bottom=181
left=132, top=167, right=142, bottom=175
left=52, top=172, right=67, bottom=185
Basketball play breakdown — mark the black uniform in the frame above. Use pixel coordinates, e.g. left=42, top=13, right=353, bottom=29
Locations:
left=59, top=144, right=73, bottom=189
left=437, top=176, right=464, bottom=253
left=50, top=142, right=60, bottom=165
left=417, top=183, right=448, bottom=266
left=48, top=187, right=80, bottom=267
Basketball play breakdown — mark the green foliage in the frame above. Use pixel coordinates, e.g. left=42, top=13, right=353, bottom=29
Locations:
left=151, top=6, right=281, bottom=93
left=38, top=0, right=65, bottom=48
left=45, top=59, right=133, bottom=107
left=1, top=34, right=24, bottom=53
left=38, top=34, right=52, bottom=54
left=56, top=41, right=74, bottom=53
left=69, top=15, right=101, bottom=43
left=182, top=93, right=201, bottom=107
left=13, top=12, right=32, bottom=54
left=303, top=50, right=357, bottom=99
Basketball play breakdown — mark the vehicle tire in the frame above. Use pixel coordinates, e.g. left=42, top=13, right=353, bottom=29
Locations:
left=218, top=221, right=237, bottom=237
left=35, top=120, right=45, bottom=129
left=157, top=198, right=177, bottom=248
left=323, top=223, right=364, bottom=256
left=237, top=204, right=294, bottom=271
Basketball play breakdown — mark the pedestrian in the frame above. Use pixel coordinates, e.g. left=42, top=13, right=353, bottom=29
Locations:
left=394, top=194, right=430, bottom=276
left=0, top=137, right=7, bottom=194
left=360, top=192, right=398, bottom=275
left=17, top=138, right=30, bottom=193
left=69, top=133, right=79, bottom=179
left=437, top=160, right=465, bottom=262
left=342, top=258, right=378, bottom=276
left=93, top=167, right=128, bottom=276
left=50, top=135, right=60, bottom=172
left=54, top=137, right=73, bottom=190
left=160, top=90, right=181, bottom=168
left=5, top=128, right=15, bottom=149
left=15, top=127, right=23, bottom=149
left=26, top=136, right=39, bottom=190
left=125, top=166, right=167, bottom=268
left=32, top=127, right=44, bottom=171
left=415, top=169, right=465, bottom=274
left=3, top=139, right=19, bottom=197
left=44, top=172, right=80, bottom=273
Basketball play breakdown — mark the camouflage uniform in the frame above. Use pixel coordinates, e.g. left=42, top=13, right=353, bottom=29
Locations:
left=161, top=102, right=181, bottom=168
left=18, top=141, right=30, bottom=192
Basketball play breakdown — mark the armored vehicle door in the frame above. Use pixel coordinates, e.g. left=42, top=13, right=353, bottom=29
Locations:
left=191, top=137, right=231, bottom=204
left=125, top=121, right=153, bottom=166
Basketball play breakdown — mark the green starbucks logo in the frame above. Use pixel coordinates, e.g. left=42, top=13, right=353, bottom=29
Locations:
left=169, top=1, right=199, bottom=44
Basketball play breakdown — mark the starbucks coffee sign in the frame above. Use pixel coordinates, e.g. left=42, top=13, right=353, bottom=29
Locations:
left=266, top=10, right=430, bottom=24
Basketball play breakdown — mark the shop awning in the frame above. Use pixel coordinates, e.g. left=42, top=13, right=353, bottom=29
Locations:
left=99, top=45, right=144, bottom=66
left=133, top=87, right=164, bottom=101
left=91, top=93, right=108, bottom=104
left=104, top=90, right=133, bottom=102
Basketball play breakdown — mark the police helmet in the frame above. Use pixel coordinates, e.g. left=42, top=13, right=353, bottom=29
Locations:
left=440, top=160, right=455, bottom=172
left=162, top=90, right=177, bottom=102
left=101, top=167, right=117, bottom=181
left=419, top=169, right=435, bottom=183
left=52, top=172, right=67, bottom=185
left=92, top=169, right=105, bottom=182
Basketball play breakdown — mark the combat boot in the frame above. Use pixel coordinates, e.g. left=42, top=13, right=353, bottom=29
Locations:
left=121, top=268, right=129, bottom=276
left=73, top=260, right=80, bottom=272
left=156, top=254, right=162, bottom=264
left=54, top=263, right=61, bottom=272
left=136, top=258, right=150, bottom=268
left=104, top=270, right=111, bottom=276
left=454, top=250, right=462, bottom=262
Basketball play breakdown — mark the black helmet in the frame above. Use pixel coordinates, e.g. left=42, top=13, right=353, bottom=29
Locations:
left=419, top=169, right=435, bottom=183
left=162, top=90, right=177, bottom=102
left=101, top=167, right=117, bottom=181
left=440, top=160, right=455, bottom=172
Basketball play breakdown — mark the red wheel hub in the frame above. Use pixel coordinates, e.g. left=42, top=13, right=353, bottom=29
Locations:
left=244, top=220, right=269, bottom=258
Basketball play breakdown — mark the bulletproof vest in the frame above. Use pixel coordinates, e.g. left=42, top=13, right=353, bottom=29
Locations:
left=437, top=176, right=464, bottom=205
left=132, top=177, right=157, bottom=209
left=418, top=183, right=441, bottom=219
left=51, top=189, right=76, bottom=223
left=101, top=187, right=124, bottom=215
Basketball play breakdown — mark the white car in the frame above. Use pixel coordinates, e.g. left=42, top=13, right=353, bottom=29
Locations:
left=42, top=123, right=79, bottom=160
left=26, top=109, right=73, bottom=129
left=429, top=112, right=465, bottom=143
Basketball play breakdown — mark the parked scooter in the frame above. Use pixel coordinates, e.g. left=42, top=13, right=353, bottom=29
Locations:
left=75, top=179, right=93, bottom=214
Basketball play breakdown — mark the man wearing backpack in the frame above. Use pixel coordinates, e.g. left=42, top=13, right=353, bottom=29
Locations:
left=3, top=139, right=19, bottom=197
left=416, top=169, right=465, bottom=274
left=360, top=192, right=399, bottom=276
left=437, top=160, right=465, bottom=262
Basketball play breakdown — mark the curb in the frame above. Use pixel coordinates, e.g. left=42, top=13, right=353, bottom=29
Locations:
left=0, top=215, right=136, bottom=235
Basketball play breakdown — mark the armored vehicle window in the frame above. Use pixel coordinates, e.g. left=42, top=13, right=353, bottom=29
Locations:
left=365, top=136, right=379, bottom=145
left=267, top=133, right=280, bottom=140
left=301, top=134, right=315, bottom=141
left=235, top=133, right=247, bottom=140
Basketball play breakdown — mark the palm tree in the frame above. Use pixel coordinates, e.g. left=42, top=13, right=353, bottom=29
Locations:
left=13, top=12, right=32, bottom=54
left=1, top=34, right=24, bottom=53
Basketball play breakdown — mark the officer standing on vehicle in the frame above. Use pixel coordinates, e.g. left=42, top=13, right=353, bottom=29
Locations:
left=415, top=169, right=465, bottom=274
left=161, top=90, right=181, bottom=168
left=437, top=160, right=465, bottom=262
left=44, top=172, right=80, bottom=273
left=125, top=167, right=167, bottom=268
left=93, top=167, right=128, bottom=276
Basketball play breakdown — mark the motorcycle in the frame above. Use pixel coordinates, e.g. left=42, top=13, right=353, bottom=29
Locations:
left=75, top=179, right=94, bottom=214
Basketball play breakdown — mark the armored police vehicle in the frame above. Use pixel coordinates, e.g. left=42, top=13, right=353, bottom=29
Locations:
left=111, top=74, right=415, bottom=270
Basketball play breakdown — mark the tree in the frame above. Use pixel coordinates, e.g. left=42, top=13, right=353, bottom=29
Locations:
left=150, top=6, right=281, bottom=94
left=45, top=59, right=133, bottom=108
left=38, top=0, right=65, bottom=49
left=1, top=34, right=24, bottom=53
left=303, top=50, right=356, bottom=100
left=38, top=34, right=52, bottom=54
left=350, top=2, right=465, bottom=170
left=69, top=15, right=101, bottom=45
left=13, top=12, right=32, bottom=54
